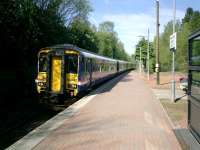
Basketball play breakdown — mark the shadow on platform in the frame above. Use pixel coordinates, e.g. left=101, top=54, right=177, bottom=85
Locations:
left=89, top=71, right=132, bottom=95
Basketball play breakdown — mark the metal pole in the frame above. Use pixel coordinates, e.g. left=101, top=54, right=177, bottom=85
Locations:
left=156, top=0, right=160, bottom=84
left=140, top=47, right=142, bottom=73
left=147, top=28, right=150, bottom=80
left=172, top=0, right=176, bottom=102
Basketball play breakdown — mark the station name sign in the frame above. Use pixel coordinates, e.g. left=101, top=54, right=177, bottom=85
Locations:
left=170, top=32, right=177, bottom=51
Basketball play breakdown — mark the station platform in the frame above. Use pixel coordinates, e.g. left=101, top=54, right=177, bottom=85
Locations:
left=7, top=71, right=182, bottom=150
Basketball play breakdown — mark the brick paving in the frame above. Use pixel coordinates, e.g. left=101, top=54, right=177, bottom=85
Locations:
left=34, top=71, right=182, bottom=150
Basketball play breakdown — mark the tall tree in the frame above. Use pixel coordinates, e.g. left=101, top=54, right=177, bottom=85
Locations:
left=157, top=8, right=200, bottom=72
left=66, top=20, right=99, bottom=53
left=135, top=37, right=155, bottom=72
left=97, top=21, right=129, bottom=60
left=0, top=0, right=93, bottom=105
left=98, top=21, right=115, bottom=33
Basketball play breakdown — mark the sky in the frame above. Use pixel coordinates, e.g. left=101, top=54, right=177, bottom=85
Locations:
left=89, top=0, right=200, bottom=55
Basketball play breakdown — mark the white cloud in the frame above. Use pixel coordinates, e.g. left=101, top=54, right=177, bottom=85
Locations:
left=103, top=13, right=154, bottom=55
left=90, top=8, right=185, bottom=55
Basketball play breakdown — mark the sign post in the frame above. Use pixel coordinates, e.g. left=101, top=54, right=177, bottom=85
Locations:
left=170, top=32, right=177, bottom=102
left=170, top=32, right=177, bottom=51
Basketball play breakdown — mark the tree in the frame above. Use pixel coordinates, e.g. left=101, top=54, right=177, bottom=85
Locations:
left=96, top=32, right=113, bottom=57
left=99, top=21, right=115, bottom=33
left=135, top=37, right=147, bottom=67
left=66, top=20, right=99, bottom=53
left=0, top=0, right=93, bottom=105
left=96, top=21, right=129, bottom=60
left=182, top=7, right=194, bottom=24
left=135, top=37, right=155, bottom=72
left=155, top=7, right=200, bottom=72
left=33, top=0, right=92, bottom=26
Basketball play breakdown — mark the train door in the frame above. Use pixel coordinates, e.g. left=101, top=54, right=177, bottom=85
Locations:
left=65, top=53, right=78, bottom=96
left=51, top=56, right=62, bottom=92
left=188, top=29, right=200, bottom=143
left=88, top=58, right=93, bottom=85
left=117, top=61, right=119, bottom=72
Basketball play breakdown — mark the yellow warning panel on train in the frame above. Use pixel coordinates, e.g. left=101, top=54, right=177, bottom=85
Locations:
left=51, top=57, right=62, bottom=92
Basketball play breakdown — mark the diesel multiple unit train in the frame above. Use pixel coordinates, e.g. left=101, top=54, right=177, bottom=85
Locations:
left=35, top=44, right=135, bottom=100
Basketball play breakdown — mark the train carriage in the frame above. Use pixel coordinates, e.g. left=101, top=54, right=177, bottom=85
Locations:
left=35, top=44, right=134, bottom=102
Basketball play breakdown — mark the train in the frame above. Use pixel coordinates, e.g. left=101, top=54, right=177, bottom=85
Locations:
left=35, top=44, right=135, bottom=102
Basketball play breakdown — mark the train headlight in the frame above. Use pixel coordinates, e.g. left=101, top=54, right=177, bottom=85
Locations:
left=38, top=82, right=45, bottom=86
left=35, top=79, right=39, bottom=83
left=67, top=84, right=77, bottom=89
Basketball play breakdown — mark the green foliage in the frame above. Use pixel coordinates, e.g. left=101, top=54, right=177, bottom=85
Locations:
left=99, top=21, right=115, bottom=33
left=96, top=32, right=114, bottom=57
left=66, top=20, right=99, bottom=53
left=135, top=38, right=155, bottom=72
left=176, top=22, right=190, bottom=71
left=150, top=7, right=200, bottom=73
left=0, top=0, right=93, bottom=104
left=159, top=21, right=173, bottom=71
left=0, top=0, right=130, bottom=106
left=96, top=21, right=130, bottom=60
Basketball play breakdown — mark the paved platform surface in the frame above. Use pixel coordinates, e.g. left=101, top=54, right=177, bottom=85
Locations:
left=152, top=89, right=187, bottom=100
left=34, top=71, right=182, bottom=150
left=8, top=71, right=182, bottom=150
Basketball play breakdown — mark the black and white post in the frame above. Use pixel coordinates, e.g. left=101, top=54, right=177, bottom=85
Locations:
left=156, top=0, right=160, bottom=85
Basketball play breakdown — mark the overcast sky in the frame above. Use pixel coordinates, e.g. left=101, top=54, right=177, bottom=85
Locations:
left=89, top=0, right=200, bottom=55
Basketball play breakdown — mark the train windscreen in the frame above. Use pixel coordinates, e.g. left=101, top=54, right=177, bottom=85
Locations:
left=66, top=54, right=78, bottom=74
left=39, top=54, right=47, bottom=72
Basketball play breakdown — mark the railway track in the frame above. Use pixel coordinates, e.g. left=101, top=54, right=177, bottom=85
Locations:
left=0, top=72, right=129, bottom=149
left=0, top=91, right=89, bottom=149
left=0, top=102, right=62, bottom=149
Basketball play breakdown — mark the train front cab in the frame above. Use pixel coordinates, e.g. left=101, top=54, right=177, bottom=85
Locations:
left=188, top=29, right=200, bottom=143
left=36, top=49, right=79, bottom=97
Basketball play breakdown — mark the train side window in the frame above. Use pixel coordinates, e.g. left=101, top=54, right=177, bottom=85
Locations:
left=39, top=54, right=47, bottom=72
left=66, top=54, right=78, bottom=74
left=87, top=59, right=91, bottom=72
left=85, top=58, right=89, bottom=73
left=86, top=58, right=88, bottom=73
left=84, top=58, right=86, bottom=73
left=80, top=57, right=85, bottom=73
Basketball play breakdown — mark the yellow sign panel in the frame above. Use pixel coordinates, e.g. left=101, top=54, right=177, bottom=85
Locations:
left=65, top=50, right=79, bottom=55
left=51, top=57, right=62, bottom=92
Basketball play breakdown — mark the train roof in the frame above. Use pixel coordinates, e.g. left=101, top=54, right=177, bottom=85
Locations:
left=43, top=44, right=132, bottom=64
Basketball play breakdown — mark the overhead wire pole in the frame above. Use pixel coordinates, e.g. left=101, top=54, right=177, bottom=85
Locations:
left=147, top=28, right=150, bottom=80
left=156, top=0, right=160, bottom=85
left=140, top=47, right=142, bottom=74
left=172, top=0, right=176, bottom=102
left=137, top=36, right=143, bottom=74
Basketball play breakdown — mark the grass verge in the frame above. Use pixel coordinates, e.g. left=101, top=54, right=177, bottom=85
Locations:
left=160, top=99, right=188, bottom=150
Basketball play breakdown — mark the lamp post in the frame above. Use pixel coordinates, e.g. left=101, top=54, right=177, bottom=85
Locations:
left=137, top=36, right=144, bottom=74
left=155, top=0, right=160, bottom=85
left=171, top=0, right=176, bottom=102
left=140, top=47, right=142, bottom=73
left=147, top=28, right=150, bottom=80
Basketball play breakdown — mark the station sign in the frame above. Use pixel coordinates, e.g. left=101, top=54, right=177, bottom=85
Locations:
left=170, top=32, right=177, bottom=51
